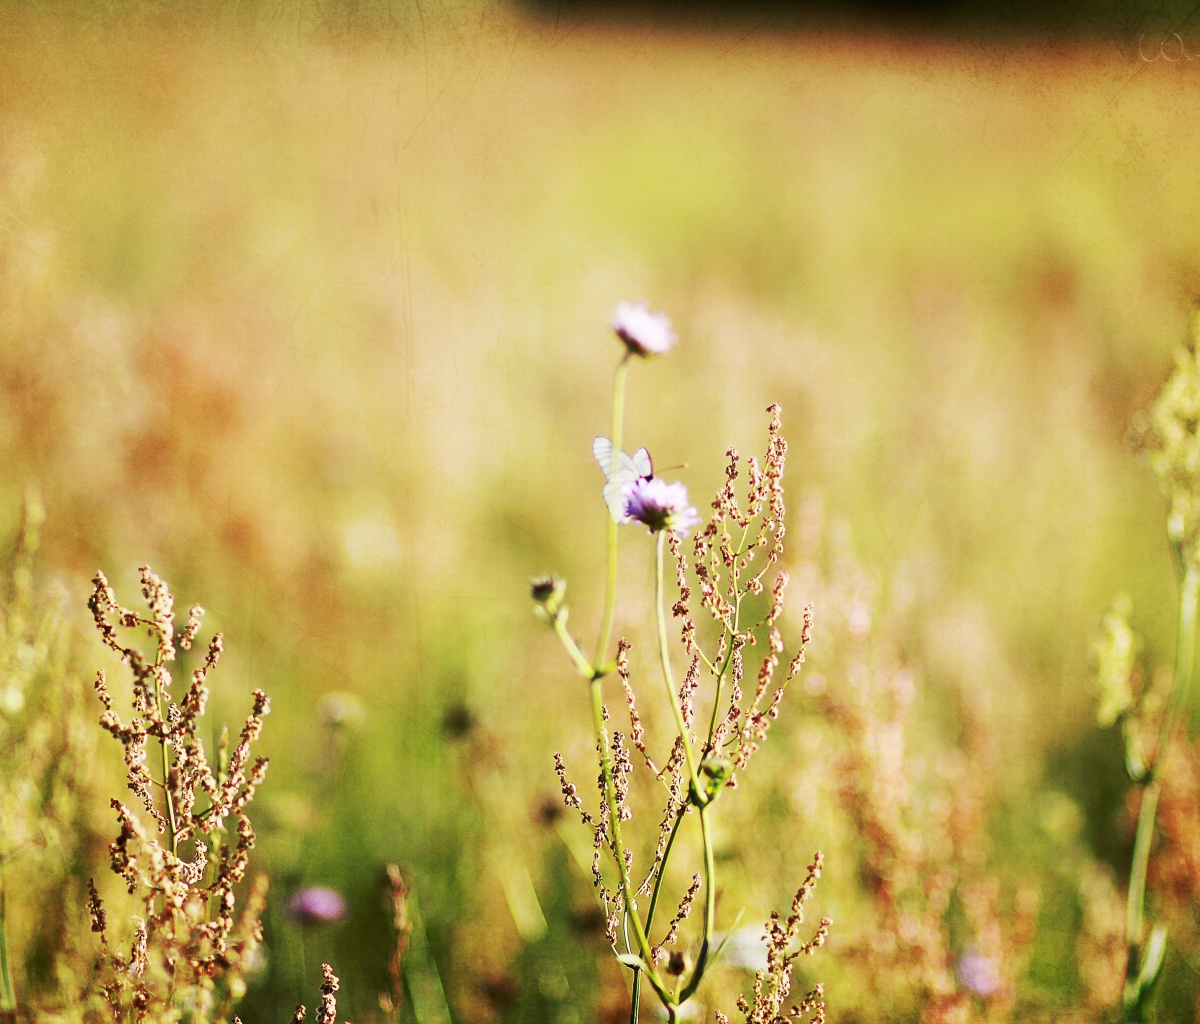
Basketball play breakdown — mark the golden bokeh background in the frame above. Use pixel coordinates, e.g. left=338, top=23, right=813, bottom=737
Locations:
left=4, top=3, right=1200, bottom=1019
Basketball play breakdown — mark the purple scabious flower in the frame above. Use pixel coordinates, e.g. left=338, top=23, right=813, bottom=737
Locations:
left=613, top=302, right=676, bottom=357
left=956, top=951, right=1002, bottom=997
left=623, top=477, right=701, bottom=536
left=287, top=887, right=348, bottom=926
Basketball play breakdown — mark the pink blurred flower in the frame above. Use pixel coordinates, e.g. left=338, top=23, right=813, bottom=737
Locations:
left=623, top=477, right=701, bottom=536
left=613, top=302, right=676, bottom=357
left=956, top=951, right=1002, bottom=997
left=287, top=886, right=348, bottom=926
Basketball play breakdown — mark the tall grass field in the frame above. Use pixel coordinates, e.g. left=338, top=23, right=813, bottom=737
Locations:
left=3, top=4, right=1200, bottom=1022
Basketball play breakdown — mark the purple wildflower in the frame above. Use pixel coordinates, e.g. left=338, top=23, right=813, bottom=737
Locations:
left=623, top=477, right=701, bottom=536
left=613, top=302, right=676, bottom=357
left=956, top=951, right=1002, bottom=997
left=287, top=887, right=348, bottom=926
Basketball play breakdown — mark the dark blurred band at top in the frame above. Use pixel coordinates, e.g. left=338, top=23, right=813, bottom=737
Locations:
left=5, top=0, right=1198, bottom=38
left=522, top=0, right=1200, bottom=37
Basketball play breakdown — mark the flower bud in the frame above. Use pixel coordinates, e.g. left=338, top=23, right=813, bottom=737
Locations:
left=666, top=950, right=689, bottom=976
left=530, top=574, right=566, bottom=621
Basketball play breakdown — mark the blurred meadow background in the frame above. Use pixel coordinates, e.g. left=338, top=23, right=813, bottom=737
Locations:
left=5, top=0, right=1200, bottom=1020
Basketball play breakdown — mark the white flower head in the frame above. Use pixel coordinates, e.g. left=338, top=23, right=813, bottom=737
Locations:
left=623, top=477, right=701, bottom=537
left=613, top=302, right=676, bottom=357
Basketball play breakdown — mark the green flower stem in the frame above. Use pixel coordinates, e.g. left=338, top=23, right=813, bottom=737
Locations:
left=1123, top=561, right=1200, bottom=1019
left=553, top=616, right=596, bottom=679
left=653, top=530, right=717, bottom=1007
left=678, top=805, right=717, bottom=1003
left=1153, top=561, right=1200, bottom=787
left=630, top=808, right=687, bottom=1023
left=574, top=351, right=672, bottom=1015
left=589, top=676, right=669, bottom=1005
left=593, top=354, right=632, bottom=676
left=1124, top=783, right=1162, bottom=1019
left=654, top=532, right=701, bottom=791
left=0, top=859, right=16, bottom=1021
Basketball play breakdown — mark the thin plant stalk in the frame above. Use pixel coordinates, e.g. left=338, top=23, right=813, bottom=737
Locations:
left=630, top=810, right=687, bottom=1022
left=550, top=593, right=669, bottom=999
left=653, top=533, right=701, bottom=791
left=552, top=351, right=732, bottom=1019
left=651, top=531, right=717, bottom=1005
left=0, top=860, right=15, bottom=1024
left=553, top=617, right=594, bottom=680
left=589, top=675, right=670, bottom=1002
left=151, top=650, right=178, bottom=855
left=699, top=518, right=757, bottom=757
left=678, top=807, right=716, bottom=1002
left=1123, top=560, right=1200, bottom=1021
left=593, top=354, right=631, bottom=676
left=631, top=502, right=740, bottom=1020
left=552, top=353, right=670, bottom=1009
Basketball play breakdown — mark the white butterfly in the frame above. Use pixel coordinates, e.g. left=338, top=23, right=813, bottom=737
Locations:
left=593, top=436, right=654, bottom=523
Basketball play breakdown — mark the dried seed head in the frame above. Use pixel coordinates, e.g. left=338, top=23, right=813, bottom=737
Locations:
left=139, top=565, right=176, bottom=661
left=86, top=568, right=271, bottom=1022
left=179, top=604, right=204, bottom=650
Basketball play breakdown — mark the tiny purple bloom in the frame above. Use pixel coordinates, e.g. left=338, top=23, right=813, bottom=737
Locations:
left=956, top=951, right=1002, bottom=997
left=623, top=477, right=701, bottom=537
left=613, top=302, right=676, bottom=357
left=287, top=887, right=348, bottom=926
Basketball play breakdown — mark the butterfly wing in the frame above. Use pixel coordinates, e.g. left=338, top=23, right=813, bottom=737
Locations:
left=593, top=436, right=615, bottom=475
left=594, top=436, right=643, bottom=522
left=602, top=475, right=633, bottom=523
left=631, top=447, right=653, bottom=479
